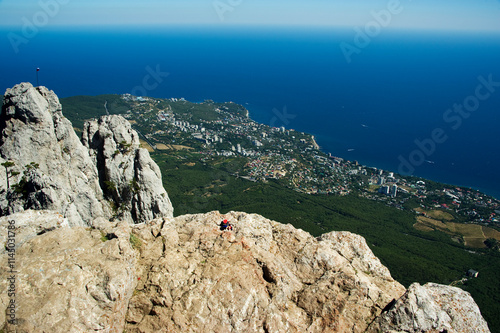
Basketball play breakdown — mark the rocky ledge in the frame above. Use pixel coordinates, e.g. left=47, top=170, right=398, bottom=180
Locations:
left=0, top=210, right=490, bottom=332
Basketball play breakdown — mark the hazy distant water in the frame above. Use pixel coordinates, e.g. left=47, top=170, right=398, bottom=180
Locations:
left=1, top=26, right=499, bottom=198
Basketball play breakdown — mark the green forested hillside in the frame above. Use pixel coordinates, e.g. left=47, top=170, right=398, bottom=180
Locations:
left=61, top=95, right=129, bottom=132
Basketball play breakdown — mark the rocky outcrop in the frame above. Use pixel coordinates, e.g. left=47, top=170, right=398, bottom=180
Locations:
left=128, top=211, right=407, bottom=332
left=0, top=211, right=137, bottom=333
left=0, top=83, right=173, bottom=225
left=0, top=210, right=404, bottom=332
left=367, top=282, right=491, bottom=333
left=0, top=210, right=69, bottom=254
left=0, top=83, right=111, bottom=226
left=82, top=115, right=173, bottom=224
left=1, top=209, right=490, bottom=332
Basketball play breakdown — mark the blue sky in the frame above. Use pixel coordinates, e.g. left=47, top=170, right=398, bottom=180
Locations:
left=0, top=0, right=499, bottom=32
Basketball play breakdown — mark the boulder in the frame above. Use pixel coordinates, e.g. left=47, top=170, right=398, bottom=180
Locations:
left=367, top=282, right=491, bottom=333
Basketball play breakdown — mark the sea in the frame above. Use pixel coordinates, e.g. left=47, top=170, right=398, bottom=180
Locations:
left=1, top=26, right=499, bottom=199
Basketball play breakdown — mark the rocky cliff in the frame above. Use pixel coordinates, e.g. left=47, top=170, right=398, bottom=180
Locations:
left=82, top=115, right=173, bottom=224
left=0, top=83, right=173, bottom=226
left=0, top=211, right=490, bottom=333
left=125, top=211, right=408, bottom=333
left=0, top=83, right=490, bottom=332
left=0, top=83, right=110, bottom=226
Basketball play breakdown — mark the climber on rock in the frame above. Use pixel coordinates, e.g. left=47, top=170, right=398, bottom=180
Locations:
left=220, top=219, right=233, bottom=231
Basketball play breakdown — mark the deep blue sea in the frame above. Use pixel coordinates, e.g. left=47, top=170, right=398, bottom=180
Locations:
left=1, top=26, right=499, bottom=198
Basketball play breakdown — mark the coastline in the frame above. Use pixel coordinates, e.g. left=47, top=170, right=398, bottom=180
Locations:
left=310, top=136, right=320, bottom=150
left=3, top=27, right=499, bottom=201
left=245, top=106, right=499, bottom=200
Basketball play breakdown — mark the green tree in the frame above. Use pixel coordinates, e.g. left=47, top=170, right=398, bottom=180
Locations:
left=485, top=238, right=500, bottom=251
left=1, top=161, right=20, bottom=189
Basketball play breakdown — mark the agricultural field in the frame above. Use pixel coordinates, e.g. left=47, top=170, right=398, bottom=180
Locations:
left=414, top=216, right=449, bottom=233
left=139, top=139, right=154, bottom=152
left=414, top=212, right=500, bottom=248
left=155, top=143, right=194, bottom=151
left=414, top=207, right=454, bottom=221
left=484, top=227, right=500, bottom=239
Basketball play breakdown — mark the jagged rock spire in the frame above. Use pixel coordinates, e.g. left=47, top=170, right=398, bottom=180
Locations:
left=82, top=115, right=173, bottom=224
left=0, top=83, right=173, bottom=225
left=0, top=83, right=110, bottom=225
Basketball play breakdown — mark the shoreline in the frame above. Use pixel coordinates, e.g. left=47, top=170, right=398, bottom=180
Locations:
left=310, top=136, right=320, bottom=150
left=244, top=106, right=499, bottom=201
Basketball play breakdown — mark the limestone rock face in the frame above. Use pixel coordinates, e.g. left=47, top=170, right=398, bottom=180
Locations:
left=0, top=83, right=110, bottom=226
left=0, top=211, right=137, bottom=333
left=126, top=211, right=406, bottom=333
left=0, top=83, right=172, bottom=225
left=367, top=282, right=491, bottom=333
left=0, top=209, right=491, bottom=332
left=0, top=210, right=69, bottom=255
left=82, top=115, right=173, bottom=224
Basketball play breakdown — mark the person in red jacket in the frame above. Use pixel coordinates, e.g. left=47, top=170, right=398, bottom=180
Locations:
left=220, top=219, right=233, bottom=231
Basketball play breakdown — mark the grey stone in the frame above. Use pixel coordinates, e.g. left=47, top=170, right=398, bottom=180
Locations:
left=82, top=115, right=173, bottom=224
left=367, top=282, right=491, bottom=333
left=0, top=83, right=173, bottom=226
left=0, top=216, right=137, bottom=333
left=0, top=83, right=110, bottom=226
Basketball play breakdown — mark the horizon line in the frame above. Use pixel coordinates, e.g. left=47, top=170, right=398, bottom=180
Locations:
left=1, top=22, right=500, bottom=35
